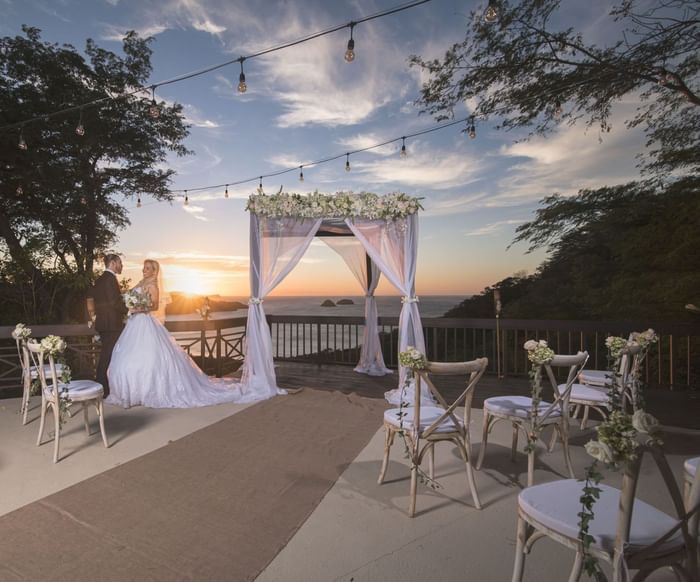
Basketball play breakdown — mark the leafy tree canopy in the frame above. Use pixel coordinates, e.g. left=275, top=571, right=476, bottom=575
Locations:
left=411, top=0, right=699, bottom=176
left=0, top=26, right=190, bottom=322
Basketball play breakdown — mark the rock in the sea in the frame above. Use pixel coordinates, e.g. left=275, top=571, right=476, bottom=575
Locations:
left=336, top=298, right=354, bottom=305
left=321, top=299, right=336, bottom=307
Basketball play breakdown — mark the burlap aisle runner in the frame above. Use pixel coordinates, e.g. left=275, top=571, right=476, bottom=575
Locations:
left=0, top=389, right=385, bottom=581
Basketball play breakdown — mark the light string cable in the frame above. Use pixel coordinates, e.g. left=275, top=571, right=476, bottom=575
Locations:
left=0, top=0, right=433, bottom=133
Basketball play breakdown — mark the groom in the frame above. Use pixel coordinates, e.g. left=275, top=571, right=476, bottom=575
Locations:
left=87, top=254, right=127, bottom=397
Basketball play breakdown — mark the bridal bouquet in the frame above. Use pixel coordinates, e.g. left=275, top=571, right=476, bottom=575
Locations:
left=123, top=289, right=152, bottom=311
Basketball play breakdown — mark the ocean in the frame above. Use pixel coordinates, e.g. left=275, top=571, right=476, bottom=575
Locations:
left=166, top=295, right=465, bottom=321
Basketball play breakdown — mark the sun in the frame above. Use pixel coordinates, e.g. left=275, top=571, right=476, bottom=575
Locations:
left=165, top=265, right=218, bottom=296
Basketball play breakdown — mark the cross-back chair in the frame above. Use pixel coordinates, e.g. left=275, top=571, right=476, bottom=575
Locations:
left=568, top=344, right=643, bottom=429
left=477, top=352, right=589, bottom=487
left=512, top=443, right=700, bottom=582
left=15, top=336, right=65, bottom=425
left=378, top=357, right=488, bottom=517
left=27, top=341, right=108, bottom=463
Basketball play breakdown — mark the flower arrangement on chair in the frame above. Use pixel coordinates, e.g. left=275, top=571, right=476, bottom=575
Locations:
left=29, top=335, right=73, bottom=427
left=578, top=332, right=662, bottom=579
left=523, top=339, right=555, bottom=452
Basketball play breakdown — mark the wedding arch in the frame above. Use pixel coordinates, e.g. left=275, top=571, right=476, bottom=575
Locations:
left=238, top=191, right=427, bottom=404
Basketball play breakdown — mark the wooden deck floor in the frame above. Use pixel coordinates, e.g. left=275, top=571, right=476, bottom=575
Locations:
left=275, top=361, right=700, bottom=431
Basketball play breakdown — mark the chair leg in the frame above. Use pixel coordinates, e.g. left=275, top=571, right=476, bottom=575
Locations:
left=511, top=423, right=519, bottom=462
left=511, top=514, right=528, bottom=582
left=567, top=551, right=583, bottom=582
left=463, top=450, right=481, bottom=510
left=476, top=410, right=490, bottom=470
left=21, top=380, right=30, bottom=425
left=560, top=423, right=575, bottom=479
left=377, top=426, right=393, bottom=485
left=428, top=444, right=435, bottom=480
left=83, top=403, right=90, bottom=435
left=580, top=405, right=590, bottom=430
left=572, top=404, right=581, bottom=419
left=97, top=400, right=109, bottom=448
left=52, top=404, right=61, bottom=464
left=408, top=462, right=418, bottom=517
left=527, top=448, right=535, bottom=488
left=547, top=426, right=558, bottom=452
left=36, top=397, right=47, bottom=446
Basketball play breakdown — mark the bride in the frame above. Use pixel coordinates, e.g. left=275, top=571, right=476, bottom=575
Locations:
left=107, top=259, right=245, bottom=408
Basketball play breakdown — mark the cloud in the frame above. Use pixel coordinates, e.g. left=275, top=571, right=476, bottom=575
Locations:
left=101, top=22, right=168, bottom=41
left=464, top=219, right=527, bottom=237
left=335, top=133, right=397, bottom=156
left=182, top=204, right=208, bottom=221
left=192, top=20, right=226, bottom=35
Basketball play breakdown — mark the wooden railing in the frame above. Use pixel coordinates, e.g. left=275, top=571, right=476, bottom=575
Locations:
left=267, top=315, right=700, bottom=390
left=1, top=315, right=699, bottom=396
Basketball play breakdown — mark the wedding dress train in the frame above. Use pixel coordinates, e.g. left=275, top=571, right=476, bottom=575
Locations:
left=106, top=311, right=246, bottom=408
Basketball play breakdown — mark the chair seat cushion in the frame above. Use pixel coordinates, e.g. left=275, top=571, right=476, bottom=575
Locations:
left=685, top=456, right=700, bottom=478
left=556, top=383, right=609, bottom=404
left=519, top=479, right=683, bottom=554
left=579, top=370, right=611, bottom=387
left=30, top=363, right=65, bottom=379
left=484, top=396, right=561, bottom=420
left=45, top=379, right=103, bottom=400
left=384, top=406, right=462, bottom=433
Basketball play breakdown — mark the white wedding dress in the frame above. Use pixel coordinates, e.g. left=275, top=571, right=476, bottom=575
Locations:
left=107, top=291, right=245, bottom=408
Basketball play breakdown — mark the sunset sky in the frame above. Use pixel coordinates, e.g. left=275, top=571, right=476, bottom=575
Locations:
left=4, top=0, right=648, bottom=297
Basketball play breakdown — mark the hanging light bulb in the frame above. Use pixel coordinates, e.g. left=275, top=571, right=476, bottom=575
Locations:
left=225, top=184, right=229, bottom=198
left=257, top=177, right=264, bottom=194
left=149, top=86, right=160, bottom=119
left=299, top=166, right=304, bottom=182
left=400, top=137, right=407, bottom=158
left=344, top=24, right=355, bottom=63
left=75, top=108, right=85, bottom=136
left=18, top=127, right=27, bottom=151
left=184, top=190, right=189, bottom=206
left=484, top=0, right=499, bottom=23
left=345, top=153, right=351, bottom=172
left=467, top=116, right=476, bottom=139
left=16, top=184, right=23, bottom=195
left=238, top=59, right=247, bottom=93
left=554, top=100, right=563, bottom=118
left=80, top=196, right=87, bottom=205
left=137, top=196, right=142, bottom=208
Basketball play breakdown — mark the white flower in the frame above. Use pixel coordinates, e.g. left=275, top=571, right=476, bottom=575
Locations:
left=605, top=335, right=629, bottom=358
left=585, top=439, right=614, bottom=464
left=523, top=340, right=538, bottom=351
left=39, top=335, right=67, bottom=355
left=12, top=323, right=32, bottom=340
left=632, top=410, right=660, bottom=434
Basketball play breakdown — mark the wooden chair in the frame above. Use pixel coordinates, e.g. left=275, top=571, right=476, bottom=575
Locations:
left=568, top=344, right=642, bottom=429
left=686, top=457, right=700, bottom=508
left=477, top=352, right=588, bottom=487
left=27, top=341, right=108, bottom=463
left=377, top=358, right=488, bottom=517
left=512, top=444, right=700, bottom=582
left=15, top=336, right=64, bottom=425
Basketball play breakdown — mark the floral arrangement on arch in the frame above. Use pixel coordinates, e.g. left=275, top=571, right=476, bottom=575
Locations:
left=245, top=191, right=423, bottom=220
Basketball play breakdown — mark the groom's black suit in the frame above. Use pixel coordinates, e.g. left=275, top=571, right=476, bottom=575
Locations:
left=89, top=271, right=127, bottom=397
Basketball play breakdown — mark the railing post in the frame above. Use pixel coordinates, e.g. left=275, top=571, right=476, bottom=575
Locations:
left=216, top=327, right=222, bottom=378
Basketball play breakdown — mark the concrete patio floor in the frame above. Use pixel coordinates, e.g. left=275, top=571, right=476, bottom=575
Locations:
left=1, top=385, right=698, bottom=582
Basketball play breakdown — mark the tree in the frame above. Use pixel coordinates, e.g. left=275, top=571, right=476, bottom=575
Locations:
left=0, top=27, right=190, bottom=322
left=411, top=0, right=699, bottom=176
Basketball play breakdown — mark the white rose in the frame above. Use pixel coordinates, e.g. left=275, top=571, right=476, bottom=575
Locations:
left=523, top=340, right=538, bottom=351
left=585, top=439, right=614, bottom=464
left=632, top=410, right=660, bottom=434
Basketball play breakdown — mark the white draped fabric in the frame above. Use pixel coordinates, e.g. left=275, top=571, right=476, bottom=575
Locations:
left=323, top=237, right=391, bottom=376
left=240, top=214, right=322, bottom=400
left=345, top=215, right=429, bottom=404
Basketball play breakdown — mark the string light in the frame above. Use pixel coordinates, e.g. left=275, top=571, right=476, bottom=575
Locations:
left=238, top=59, right=247, bottom=93
left=400, top=136, right=407, bottom=158
left=484, top=0, right=499, bottom=23
left=257, top=176, right=264, bottom=194
left=1, top=0, right=432, bottom=134
left=345, top=23, right=356, bottom=62
left=345, top=153, right=351, bottom=172
left=137, top=196, right=142, bottom=208
left=80, top=196, right=87, bottom=205
left=225, top=184, right=229, bottom=198
left=554, top=99, right=563, bottom=118
left=16, top=184, right=23, bottom=195
left=467, top=116, right=476, bottom=139
left=18, top=127, right=27, bottom=151
left=299, top=166, right=304, bottom=182
left=184, top=190, right=189, bottom=206
left=149, top=87, right=160, bottom=119
left=75, top=108, right=85, bottom=136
